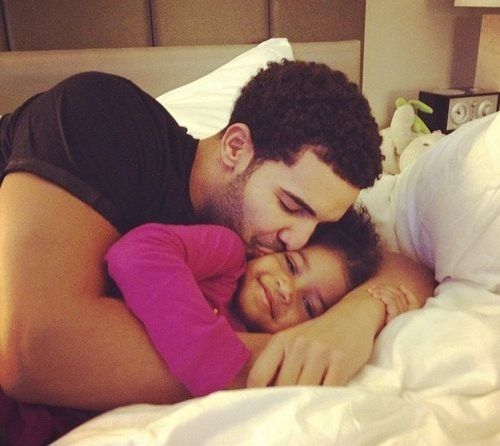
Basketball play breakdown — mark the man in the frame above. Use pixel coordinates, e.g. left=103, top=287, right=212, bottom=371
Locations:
left=0, top=60, right=429, bottom=412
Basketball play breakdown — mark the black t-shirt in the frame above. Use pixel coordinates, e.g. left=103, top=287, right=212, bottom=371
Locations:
left=0, top=71, right=198, bottom=233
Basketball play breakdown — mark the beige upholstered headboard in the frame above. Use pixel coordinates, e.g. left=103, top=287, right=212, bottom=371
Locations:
left=0, top=1, right=365, bottom=115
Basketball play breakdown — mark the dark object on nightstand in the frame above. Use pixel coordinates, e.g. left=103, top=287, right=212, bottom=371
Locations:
left=418, top=88, right=499, bottom=133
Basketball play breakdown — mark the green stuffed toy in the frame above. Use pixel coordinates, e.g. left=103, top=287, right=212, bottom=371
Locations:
left=395, top=97, right=433, bottom=135
left=380, top=97, right=442, bottom=174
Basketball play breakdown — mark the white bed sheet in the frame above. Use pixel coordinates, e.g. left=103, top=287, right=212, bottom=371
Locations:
left=53, top=283, right=500, bottom=445
left=54, top=114, right=500, bottom=445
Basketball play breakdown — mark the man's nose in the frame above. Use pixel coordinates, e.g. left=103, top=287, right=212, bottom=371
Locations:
left=278, top=219, right=317, bottom=251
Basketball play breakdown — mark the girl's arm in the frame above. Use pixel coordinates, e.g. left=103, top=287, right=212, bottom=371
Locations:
left=106, top=223, right=252, bottom=397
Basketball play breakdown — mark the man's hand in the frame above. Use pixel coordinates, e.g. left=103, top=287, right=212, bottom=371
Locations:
left=247, top=291, right=386, bottom=387
left=246, top=251, right=435, bottom=388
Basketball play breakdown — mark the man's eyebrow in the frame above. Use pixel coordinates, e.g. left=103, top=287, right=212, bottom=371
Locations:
left=282, top=189, right=316, bottom=217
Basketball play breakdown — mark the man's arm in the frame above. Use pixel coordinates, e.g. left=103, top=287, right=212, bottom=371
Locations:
left=0, top=173, right=191, bottom=410
left=0, top=173, right=271, bottom=409
left=247, top=251, right=435, bottom=387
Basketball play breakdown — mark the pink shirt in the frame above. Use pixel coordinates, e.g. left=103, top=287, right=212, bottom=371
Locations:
left=105, top=224, right=250, bottom=397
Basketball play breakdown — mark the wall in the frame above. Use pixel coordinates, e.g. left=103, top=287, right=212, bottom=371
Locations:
left=362, top=0, right=498, bottom=127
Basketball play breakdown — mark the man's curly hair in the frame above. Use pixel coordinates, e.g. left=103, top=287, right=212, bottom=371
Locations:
left=308, top=205, right=382, bottom=290
left=228, top=60, right=383, bottom=188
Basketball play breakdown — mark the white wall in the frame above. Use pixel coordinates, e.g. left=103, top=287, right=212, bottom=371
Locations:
left=362, top=0, right=486, bottom=127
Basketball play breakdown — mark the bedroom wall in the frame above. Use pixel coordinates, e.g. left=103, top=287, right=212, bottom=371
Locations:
left=362, top=0, right=499, bottom=127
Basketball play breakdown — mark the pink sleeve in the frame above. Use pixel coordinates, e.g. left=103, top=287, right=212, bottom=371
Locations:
left=105, top=223, right=249, bottom=396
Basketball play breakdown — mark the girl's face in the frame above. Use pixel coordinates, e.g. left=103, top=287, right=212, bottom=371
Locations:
left=235, top=245, right=350, bottom=333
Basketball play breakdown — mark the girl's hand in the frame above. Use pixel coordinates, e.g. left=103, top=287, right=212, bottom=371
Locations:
left=367, top=284, right=420, bottom=324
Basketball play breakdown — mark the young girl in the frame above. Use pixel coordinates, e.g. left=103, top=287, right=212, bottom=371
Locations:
left=105, top=207, right=419, bottom=398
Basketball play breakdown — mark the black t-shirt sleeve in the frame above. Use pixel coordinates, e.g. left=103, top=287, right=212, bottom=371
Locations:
left=0, top=72, right=197, bottom=233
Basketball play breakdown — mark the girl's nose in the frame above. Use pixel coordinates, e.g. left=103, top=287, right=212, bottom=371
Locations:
left=277, top=278, right=292, bottom=304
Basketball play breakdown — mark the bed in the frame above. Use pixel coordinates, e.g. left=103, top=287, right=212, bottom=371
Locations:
left=37, top=38, right=498, bottom=445
left=1, top=4, right=500, bottom=445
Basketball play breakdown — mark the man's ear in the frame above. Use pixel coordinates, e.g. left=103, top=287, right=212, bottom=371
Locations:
left=220, top=123, right=254, bottom=173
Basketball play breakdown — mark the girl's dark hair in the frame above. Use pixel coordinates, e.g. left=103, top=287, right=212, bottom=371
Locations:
left=308, top=205, right=382, bottom=289
left=228, top=60, right=383, bottom=188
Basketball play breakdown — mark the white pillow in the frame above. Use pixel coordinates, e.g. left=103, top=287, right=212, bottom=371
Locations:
left=156, top=38, right=294, bottom=139
left=361, top=113, right=500, bottom=291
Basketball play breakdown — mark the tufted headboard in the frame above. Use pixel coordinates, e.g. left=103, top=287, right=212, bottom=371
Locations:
left=0, top=0, right=366, bottom=115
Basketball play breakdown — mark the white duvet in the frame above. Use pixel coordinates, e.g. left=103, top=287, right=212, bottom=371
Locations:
left=54, top=114, right=500, bottom=445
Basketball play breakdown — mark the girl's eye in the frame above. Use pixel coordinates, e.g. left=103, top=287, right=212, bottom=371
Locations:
left=303, top=297, right=315, bottom=318
left=284, top=254, right=296, bottom=274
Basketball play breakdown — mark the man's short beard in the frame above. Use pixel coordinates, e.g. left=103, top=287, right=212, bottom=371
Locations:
left=195, top=159, right=261, bottom=239
left=197, top=175, right=245, bottom=235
